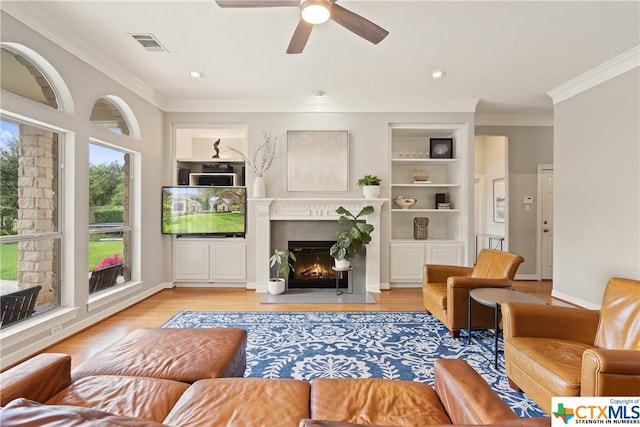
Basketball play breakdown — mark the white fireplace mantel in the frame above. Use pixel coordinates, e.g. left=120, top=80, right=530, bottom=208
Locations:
left=250, top=198, right=386, bottom=293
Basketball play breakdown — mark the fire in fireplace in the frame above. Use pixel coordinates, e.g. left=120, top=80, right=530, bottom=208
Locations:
left=287, top=241, right=347, bottom=289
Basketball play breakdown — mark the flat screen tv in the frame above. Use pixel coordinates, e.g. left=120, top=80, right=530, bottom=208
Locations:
left=161, top=186, right=247, bottom=237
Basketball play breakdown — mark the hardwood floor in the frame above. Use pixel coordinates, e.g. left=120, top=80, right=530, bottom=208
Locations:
left=43, top=281, right=559, bottom=369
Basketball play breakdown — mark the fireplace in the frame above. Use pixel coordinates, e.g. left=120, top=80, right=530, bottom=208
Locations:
left=288, top=241, right=347, bottom=289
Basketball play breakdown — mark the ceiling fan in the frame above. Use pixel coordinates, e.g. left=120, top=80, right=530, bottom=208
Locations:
left=214, top=0, right=389, bottom=54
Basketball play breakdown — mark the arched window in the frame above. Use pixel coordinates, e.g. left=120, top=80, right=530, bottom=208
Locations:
left=90, top=98, right=131, bottom=136
left=1, top=46, right=59, bottom=108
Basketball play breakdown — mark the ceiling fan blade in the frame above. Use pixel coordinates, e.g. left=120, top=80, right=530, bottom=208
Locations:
left=330, top=3, right=388, bottom=45
left=215, top=0, right=299, bottom=7
left=287, top=19, right=313, bottom=54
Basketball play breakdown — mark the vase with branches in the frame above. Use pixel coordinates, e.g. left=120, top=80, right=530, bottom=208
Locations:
left=228, top=131, right=278, bottom=198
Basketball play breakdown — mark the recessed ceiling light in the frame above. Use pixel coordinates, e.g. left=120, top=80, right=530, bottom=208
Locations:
left=189, top=71, right=204, bottom=78
left=431, top=70, right=446, bottom=79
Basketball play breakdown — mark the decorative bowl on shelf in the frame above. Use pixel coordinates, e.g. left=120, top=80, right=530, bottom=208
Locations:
left=393, top=197, right=417, bottom=209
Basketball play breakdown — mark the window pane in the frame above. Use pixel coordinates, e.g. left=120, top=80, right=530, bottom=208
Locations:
left=88, top=230, right=130, bottom=294
left=90, top=98, right=130, bottom=136
left=89, top=142, right=131, bottom=294
left=0, top=47, right=58, bottom=109
left=1, top=239, right=61, bottom=327
left=1, top=118, right=62, bottom=324
left=1, top=120, right=59, bottom=236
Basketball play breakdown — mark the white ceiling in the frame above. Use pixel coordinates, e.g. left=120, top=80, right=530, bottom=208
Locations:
left=3, top=1, right=639, bottom=121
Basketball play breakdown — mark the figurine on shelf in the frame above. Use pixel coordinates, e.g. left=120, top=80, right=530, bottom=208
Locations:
left=211, top=138, right=221, bottom=158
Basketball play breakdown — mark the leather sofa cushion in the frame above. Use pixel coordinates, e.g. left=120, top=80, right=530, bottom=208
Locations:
left=506, top=337, right=593, bottom=396
left=45, top=375, right=189, bottom=423
left=310, top=378, right=451, bottom=426
left=0, top=398, right=169, bottom=427
left=71, top=328, right=247, bottom=383
left=164, top=378, right=311, bottom=427
left=424, top=283, right=448, bottom=311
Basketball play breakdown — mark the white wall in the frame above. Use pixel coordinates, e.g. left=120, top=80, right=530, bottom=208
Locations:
left=475, top=135, right=506, bottom=245
left=165, top=112, right=476, bottom=285
left=553, top=67, right=640, bottom=307
left=1, top=12, right=169, bottom=365
left=476, top=126, right=554, bottom=277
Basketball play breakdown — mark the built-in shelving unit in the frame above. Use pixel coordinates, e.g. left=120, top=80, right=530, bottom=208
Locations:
left=388, top=124, right=469, bottom=283
left=171, top=125, right=248, bottom=286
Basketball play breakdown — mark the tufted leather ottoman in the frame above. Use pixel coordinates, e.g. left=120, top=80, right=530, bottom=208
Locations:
left=71, top=328, right=247, bottom=383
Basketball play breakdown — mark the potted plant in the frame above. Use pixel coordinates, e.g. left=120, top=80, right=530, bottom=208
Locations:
left=329, top=206, right=375, bottom=269
left=357, top=174, right=382, bottom=199
left=268, top=249, right=296, bottom=295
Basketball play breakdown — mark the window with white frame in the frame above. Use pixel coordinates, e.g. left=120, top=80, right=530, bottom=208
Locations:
left=88, top=142, right=132, bottom=295
left=0, top=45, right=65, bottom=328
left=0, top=118, right=62, bottom=327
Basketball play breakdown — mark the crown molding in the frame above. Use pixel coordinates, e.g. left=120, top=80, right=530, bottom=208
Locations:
left=474, top=113, right=553, bottom=127
left=548, top=45, right=640, bottom=105
left=160, top=98, right=479, bottom=113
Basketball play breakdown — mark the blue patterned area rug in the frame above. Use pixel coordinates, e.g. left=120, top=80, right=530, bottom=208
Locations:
left=162, top=311, right=546, bottom=418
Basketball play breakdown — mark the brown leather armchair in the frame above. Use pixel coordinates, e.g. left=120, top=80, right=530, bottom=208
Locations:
left=502, top=277, right=640, bottom=415
left=422, top=249, right=524, bottom=337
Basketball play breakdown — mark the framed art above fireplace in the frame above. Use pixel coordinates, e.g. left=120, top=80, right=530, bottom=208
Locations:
left=286, top=130, right=349, bottom=192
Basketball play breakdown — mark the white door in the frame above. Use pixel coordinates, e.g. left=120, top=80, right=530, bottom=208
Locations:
left=541, top=168, right=554, bottom=280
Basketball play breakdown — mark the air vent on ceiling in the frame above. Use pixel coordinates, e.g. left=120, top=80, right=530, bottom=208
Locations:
left=130, top=33, right=168, bottom=52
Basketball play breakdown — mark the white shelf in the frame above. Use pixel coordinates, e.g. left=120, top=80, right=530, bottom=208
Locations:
left=391, top=183, right=460, bottom=188
left=390, top=238, right=463, bottom=243
left=391, top=158, right=460, bottom=164
left=177, top=158, right=244, bottom=163
left=391, top=208, right=459, bottom=213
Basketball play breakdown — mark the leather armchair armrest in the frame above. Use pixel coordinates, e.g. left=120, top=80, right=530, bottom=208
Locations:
left=0, top=353, right=71, bottom=406
left=424, top=264, right=472, bottom=284
left=581, top=348, right=640, bottom=396
left=502, top=303, right=599, bottom=344
left=447, top=277, right=512, bottom=290
left=434, top=359, right=518, bottom=425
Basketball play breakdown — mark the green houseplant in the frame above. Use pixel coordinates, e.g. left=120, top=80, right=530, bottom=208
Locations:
left=268, top=249, right=296, bottom=295
left=329, top=206, right=375, bottom=269
left=357, top=175, right=382, bottom=199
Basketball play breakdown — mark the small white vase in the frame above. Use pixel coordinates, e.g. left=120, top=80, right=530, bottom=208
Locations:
left=362, top=185, right=380, bottom=199
left=253, top=176, right=266, bottom=198
left=334, top=259, right=351, bottom=270
left=267, top=278, right=285, bottom=295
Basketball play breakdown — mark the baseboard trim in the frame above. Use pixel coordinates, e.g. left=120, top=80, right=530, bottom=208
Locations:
left=551, top=290, right=600, bottom=310
left=514, top=274, right=539, bottom=281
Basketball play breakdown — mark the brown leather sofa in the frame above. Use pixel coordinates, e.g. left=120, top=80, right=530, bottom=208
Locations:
left=502, top=277, right=640, bottom=415
left=423, top=249, right=524, bottom=337
left=0, top=352, right=549, bottom=426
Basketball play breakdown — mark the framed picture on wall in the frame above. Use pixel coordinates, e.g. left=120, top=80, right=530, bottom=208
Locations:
left=429, top=138, right=453, bottom=159
left=493, top=178, right=505, bottom=223
left=286, top=130, right=349, bottom=192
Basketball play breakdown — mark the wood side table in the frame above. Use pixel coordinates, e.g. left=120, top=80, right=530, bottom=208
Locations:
left=468, top=288, right=547, bottom=368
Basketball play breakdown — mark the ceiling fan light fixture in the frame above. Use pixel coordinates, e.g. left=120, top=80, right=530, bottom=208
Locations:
left=301, top=0, right=331, bottom=25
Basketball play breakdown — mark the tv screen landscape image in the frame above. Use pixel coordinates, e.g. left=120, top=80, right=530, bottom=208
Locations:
left=161, top=186, right=246, bottom=237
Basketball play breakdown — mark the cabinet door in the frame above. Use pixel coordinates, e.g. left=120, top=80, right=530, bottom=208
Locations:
left=427, top=243, right=463, bottom=265
left=210, top=243, right=246, bottom=281
left=390, top=243, right=425, bottom=282
left=173, top=241, right=210, bottom=281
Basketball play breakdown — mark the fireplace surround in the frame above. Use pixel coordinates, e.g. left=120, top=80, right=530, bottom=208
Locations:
left=250, top=198, right=385, bottom=293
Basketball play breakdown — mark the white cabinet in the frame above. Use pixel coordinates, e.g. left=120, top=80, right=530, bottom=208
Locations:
left=388, top=124, right=469, bottom=283
left=173, top=239, right=246, bottom=283
left=390, top=241, right=463, bottom=283
left=210, top=243, right=246, bottom=281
